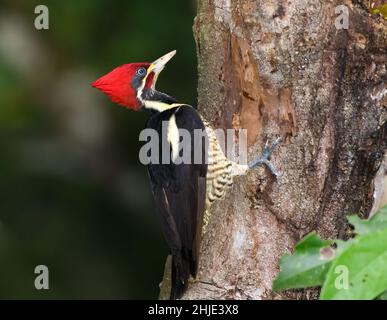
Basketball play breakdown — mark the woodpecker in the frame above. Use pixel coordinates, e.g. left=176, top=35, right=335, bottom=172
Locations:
left=92, top=51, right=280, bottom=300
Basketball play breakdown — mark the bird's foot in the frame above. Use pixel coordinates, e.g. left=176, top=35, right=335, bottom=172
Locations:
left=248, top=137, right=282, bottom=177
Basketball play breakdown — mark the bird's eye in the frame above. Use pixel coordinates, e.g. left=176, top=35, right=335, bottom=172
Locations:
left=137, top=67, right=146, bottom=76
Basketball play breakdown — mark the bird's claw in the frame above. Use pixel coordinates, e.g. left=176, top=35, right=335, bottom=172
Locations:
left=248, top=137, right=283, bottom=177
left=262, top=137, right=282, bottom=158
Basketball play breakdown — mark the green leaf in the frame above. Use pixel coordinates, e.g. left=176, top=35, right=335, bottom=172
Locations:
left=348, top=205, right=387, bottom=235
left=273, top=233, right=334, bottom=291
left=320, top=229, right=387, bottom=300
left=377, top=290, right=387, bottom=300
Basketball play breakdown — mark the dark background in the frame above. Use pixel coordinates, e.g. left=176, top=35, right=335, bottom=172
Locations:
left=0, top=0, right=197, bottom=298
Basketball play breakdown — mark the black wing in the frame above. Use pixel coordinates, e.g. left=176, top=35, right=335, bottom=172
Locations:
left=146, top=105, right=207, bottom=299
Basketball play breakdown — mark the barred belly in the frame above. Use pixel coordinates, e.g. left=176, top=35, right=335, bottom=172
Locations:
left=201, top=118, right=247, bottom=231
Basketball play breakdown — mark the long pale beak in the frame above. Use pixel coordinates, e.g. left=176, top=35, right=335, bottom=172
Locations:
left=150, top=50, right=176, bottom=74
left=146, top=50, right=176, bottom=89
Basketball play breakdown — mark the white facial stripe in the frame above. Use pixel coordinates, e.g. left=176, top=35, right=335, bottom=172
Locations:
left=137, top=64, right=155, bottom=102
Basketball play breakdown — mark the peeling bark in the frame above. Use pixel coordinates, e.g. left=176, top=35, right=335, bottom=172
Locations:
left=163, top=0, right=387, bottom=299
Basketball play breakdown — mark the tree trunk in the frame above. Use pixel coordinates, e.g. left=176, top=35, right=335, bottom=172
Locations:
left=163, top=0, right=386, bottom=300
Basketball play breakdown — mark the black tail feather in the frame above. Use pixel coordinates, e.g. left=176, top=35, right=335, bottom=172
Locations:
left=170, top=253, right=191, bottom=300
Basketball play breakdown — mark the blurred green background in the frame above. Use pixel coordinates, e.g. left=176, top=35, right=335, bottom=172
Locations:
left=0, top=0, right=197, bottom=298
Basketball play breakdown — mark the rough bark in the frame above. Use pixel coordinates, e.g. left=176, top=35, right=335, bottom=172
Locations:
left=164, top=0, right=386, bottom=299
